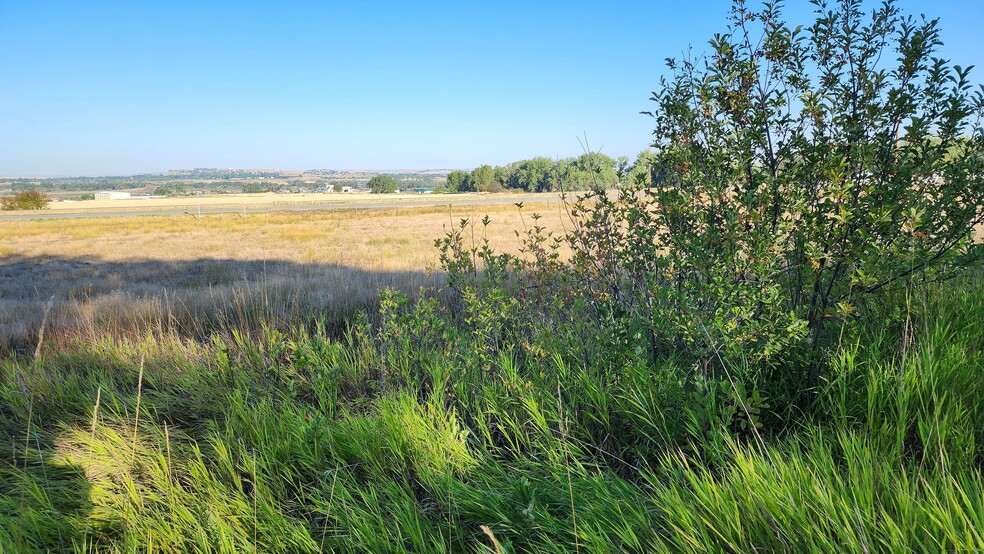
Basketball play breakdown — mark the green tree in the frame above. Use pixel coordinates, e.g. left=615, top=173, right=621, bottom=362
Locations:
left=493, top=165, right=514, bottom=190
left=471, top=165, right=496, bottom=192
left=1, top=190, right=49, bottom=210
left=547, top=153, right=620, bottom=191
left=446, top=171, right=472, bottom=192
left=570, top=152, right=618, bottom=189
left=512, top=157, right=558, bottom=192
left=367, top=175, right=399, bottom=194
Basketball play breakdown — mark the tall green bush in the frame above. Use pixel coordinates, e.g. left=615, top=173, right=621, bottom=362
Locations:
left=564, top=0, right=983, bottom=367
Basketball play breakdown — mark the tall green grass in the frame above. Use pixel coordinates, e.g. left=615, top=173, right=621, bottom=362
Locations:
left=1, top=273, right=981, bottom=552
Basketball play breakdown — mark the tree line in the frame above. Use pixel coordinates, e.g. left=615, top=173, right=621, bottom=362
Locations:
left=442, top=151, right=656, bottom=193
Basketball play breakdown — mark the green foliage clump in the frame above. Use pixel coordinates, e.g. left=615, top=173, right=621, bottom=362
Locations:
left=241, top=182, right=267, bottom=194
left=445, top=152, right=627, bottom=194
left=153, top=185, right=187, bottom=197
left=470, top=165, right=497, bottom=192
left=367, top=175, right=399, bottom=194
left=1, top=190, right=49, bottom=210
left=511, top=157, right=558, bottom=192
left=445, top=170, right=473, bottom=192
left=553, top=0, right=984, bottom=370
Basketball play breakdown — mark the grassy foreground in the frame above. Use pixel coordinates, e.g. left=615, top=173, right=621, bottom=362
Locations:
left=1, top=265, right=981, bottom=553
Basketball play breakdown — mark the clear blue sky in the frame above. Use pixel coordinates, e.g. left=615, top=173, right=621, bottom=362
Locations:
left=1, top=1, right=982, bottom=176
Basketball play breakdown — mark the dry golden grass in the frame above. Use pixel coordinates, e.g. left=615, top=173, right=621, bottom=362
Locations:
left=0, top=201, right=572, bottom=353
left=2, top=201, right=571, bottom=269
left=41, top=191, right=544, bottom=212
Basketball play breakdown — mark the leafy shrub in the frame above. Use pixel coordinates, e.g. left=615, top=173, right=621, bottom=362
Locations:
left=1, top=189, right=49, bottom=210
left=559, top=0, right=984, bottom=369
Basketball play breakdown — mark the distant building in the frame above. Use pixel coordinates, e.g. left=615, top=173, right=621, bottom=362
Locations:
left=94, top=191, right=131, bottom=200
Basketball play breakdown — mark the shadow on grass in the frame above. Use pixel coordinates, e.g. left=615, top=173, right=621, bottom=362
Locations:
left=1, top=254, right=445, bottom=356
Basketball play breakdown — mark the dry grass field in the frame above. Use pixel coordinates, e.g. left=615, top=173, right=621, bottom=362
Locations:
left=0, top=199, right=571, bottom=354
left=38, top=191, right=541, bottom=213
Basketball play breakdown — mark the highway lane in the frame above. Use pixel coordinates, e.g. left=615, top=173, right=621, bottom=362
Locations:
left=0, top=195, right=565, bottom=221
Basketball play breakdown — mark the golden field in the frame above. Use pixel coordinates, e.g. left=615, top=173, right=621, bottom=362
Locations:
left=40, top=191, right=542, bottom=213
left=0, top=199, right=571, bottom=354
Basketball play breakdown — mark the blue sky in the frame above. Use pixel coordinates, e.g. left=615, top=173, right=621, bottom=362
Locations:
left=1, top=1, right=982, bottom=176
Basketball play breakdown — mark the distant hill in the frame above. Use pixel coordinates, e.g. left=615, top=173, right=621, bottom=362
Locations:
left=0, top=168, right=456, bottom=197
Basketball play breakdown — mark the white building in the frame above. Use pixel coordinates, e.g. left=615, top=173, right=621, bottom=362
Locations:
left=94, top=191, right=131, bottom=200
